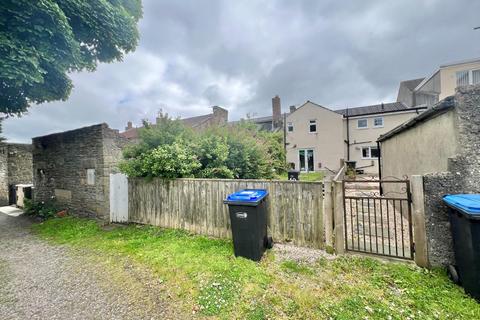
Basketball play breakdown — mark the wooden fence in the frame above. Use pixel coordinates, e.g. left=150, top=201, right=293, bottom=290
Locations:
left=128, top=178, right=325, bottom=248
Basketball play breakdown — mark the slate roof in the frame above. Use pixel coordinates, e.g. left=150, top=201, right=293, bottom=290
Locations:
left=229, top=113, right=289, bottom=125
left=120, top=113, right=214, bottom=140
left=120, top=127, right=140, bottom=140
left=334, top=102, right=425, bottom=117
left=378, top=97, right=455, bottom=142
left=181, top=114, right=213, bottom=128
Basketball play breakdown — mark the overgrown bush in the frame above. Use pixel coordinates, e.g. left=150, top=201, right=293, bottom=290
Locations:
left=120, top=113, right=287, bottom=180
left=119, top=142, right=201, bottom=179
left=24, top=198, right=63, bottom=220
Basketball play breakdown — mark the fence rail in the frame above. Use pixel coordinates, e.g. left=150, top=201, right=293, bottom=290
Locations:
left=128, top=178, right=325, bottom=248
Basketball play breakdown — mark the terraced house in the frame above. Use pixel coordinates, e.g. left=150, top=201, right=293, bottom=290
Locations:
left=285, top=101, right=426, bottom=174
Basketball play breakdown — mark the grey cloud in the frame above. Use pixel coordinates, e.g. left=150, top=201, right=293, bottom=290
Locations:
left=4, top=0, right=480, bottom=142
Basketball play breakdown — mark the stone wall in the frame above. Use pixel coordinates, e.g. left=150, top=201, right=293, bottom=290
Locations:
left=33, top=123, right=126, bottom=219
left=423, top=172, right=461, bottom=266
left=0, top=143, right=33, bottom=206
left=422, top=85, right=480, bottom=266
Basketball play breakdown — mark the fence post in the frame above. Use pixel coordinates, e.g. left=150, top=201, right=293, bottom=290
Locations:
left=411, top=175, right=429, bottom=268
left=333, top=181, right=345, bottom=254
left=323, top=180, right=334, bottom=252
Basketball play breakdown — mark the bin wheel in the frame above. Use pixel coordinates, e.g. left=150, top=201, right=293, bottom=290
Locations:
left=265, top=236, right=273, bottom=249
left=448, top=265, right=460, bottom=284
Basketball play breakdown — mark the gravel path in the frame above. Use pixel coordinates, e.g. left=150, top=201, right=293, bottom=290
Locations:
left=0, top=213, right=187, bottom=320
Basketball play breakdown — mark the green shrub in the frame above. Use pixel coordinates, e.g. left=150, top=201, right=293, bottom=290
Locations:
left=120, top=114, right=287, bottom=180
left=24, top=198, right=61, bottom=220
left=120, top=142, right=201, bottom=179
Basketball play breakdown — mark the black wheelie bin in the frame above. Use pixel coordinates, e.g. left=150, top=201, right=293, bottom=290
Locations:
left=443, top=194, right=480, bottom=300
left=224, top=189, right=273, bottom=261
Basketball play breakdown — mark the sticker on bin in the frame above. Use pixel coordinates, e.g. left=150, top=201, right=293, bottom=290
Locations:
left=443, top=194, right=480, bottom=215
left=225, top=189, right=268, bottom=203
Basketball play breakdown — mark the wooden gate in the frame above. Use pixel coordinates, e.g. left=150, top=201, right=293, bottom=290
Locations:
left=343, top=179, right=414, bottom=260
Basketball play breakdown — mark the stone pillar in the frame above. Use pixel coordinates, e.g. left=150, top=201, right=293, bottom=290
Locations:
left=333, top=181, right=345, bottom=254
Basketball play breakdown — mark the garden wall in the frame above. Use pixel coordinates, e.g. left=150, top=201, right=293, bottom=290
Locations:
left=128, top=178, right=325, bottom=248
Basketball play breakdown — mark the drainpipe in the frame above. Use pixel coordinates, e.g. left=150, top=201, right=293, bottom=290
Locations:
left=377, top=140, right=383, bottom=195
left=346, top=108, right=350, bottom=161
left=283, top=112, right=287, bottom=156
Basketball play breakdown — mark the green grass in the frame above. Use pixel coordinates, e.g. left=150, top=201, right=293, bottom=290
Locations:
left=277, top=171, right=324, bottom=182
left=33, top=217, right=480, bottom=319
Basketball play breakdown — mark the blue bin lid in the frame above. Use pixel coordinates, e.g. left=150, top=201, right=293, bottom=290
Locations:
left=225, top=189, right=268, bottom=204
left=443, top=194, right=480, bottom=216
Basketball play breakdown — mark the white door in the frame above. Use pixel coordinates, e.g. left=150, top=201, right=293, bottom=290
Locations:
left=299, top=149, right=315, bottom=172
left=110, top=173, right=128, bottom=223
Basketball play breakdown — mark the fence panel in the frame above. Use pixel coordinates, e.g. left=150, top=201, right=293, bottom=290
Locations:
left=128, top=178, right=324, bottom=248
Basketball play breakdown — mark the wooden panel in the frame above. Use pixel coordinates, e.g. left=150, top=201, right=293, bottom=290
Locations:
left=128, top=178, right=325, bottom=248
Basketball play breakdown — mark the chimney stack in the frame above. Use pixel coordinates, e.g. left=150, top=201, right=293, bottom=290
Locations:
left=272, top=95, right=281, bottom=129
left=212, top=106, right=228, bottom=124
left=125, top=121, right=133, bottom=131
left=289, top=105, right=296, bottom=113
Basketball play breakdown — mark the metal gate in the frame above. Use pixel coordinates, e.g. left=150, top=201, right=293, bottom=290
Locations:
left=343, top=178, right=414, bottom=260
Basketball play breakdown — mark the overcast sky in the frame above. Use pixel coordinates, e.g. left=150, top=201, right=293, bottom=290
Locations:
left=4, top=0, right=480, bottom=143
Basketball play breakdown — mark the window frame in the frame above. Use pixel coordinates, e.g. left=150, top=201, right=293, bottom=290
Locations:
left=309, top=119, right=317, bottom=133
left=373, top=117, right=384, bottom=128
left=456, top=69, right=480, bottom=87
left=472, top=69, right=480, bottom=85
left=361, top=146, right=379, bottom=159
left=357, top=118, right=368, bottom=129
left=287, top=122, right=294, bottom=132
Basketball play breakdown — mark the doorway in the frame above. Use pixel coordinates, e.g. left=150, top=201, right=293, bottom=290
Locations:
left=299, top=149, right=314, bottom=172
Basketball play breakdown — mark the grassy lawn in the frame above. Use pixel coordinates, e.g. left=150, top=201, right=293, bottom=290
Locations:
left=277, top=171, right=324, bottom=182
left=33, top=217, right=480, bottom=319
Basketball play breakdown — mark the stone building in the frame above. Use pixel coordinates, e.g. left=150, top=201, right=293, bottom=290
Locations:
left=33, top=123, right=126, bottom=219
left=0, top=143, right=33, bottom=206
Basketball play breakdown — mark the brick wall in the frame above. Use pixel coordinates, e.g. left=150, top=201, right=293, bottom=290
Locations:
left=0, top=143, right=33, bottom=206
left=33, top=123, right=126, bottom=219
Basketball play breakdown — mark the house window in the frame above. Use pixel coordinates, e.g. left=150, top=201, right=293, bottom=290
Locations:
left=473, top=70, right=480, bottom=85
left=456, top=70, right=470, bottom=87
left=287, top=122, right=294, bottom=132
left=362, top=146, right=379, bottom=159
left=373, top=117, right=384, bottom=128
left=357, top=119, right=368, bottom=129
left=456, top=69, right=480, bottom=87
left=309, top=120, right=317, bottom=133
